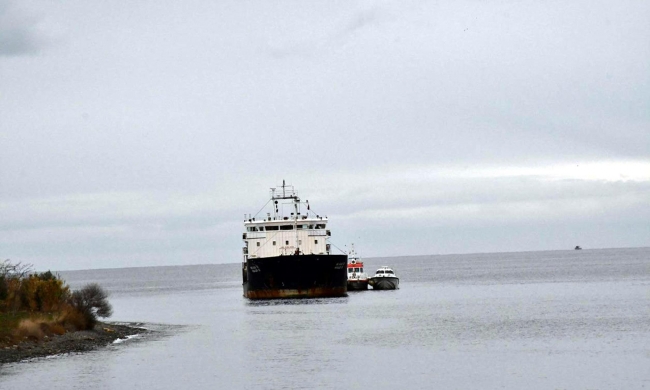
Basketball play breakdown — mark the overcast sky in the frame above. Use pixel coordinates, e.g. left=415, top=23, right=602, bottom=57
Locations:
left=1, top=0, right=648, bottom=271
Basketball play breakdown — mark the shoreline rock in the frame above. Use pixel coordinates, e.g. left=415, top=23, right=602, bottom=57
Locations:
left=0, top=322, right=148, bottom=365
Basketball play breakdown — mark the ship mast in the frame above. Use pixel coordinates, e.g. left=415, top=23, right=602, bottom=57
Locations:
left=270, top=180, right=302, bottom=255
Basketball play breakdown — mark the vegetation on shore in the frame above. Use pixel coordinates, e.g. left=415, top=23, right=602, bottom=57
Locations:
left=0, top=259, right=113, bottom=348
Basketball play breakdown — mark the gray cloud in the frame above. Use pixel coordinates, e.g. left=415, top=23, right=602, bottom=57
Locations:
left=0, top=0, right=648, bottom=270
left=0, top=1, right=45, bottom=56
left=267, top=5, right=388, bottom=58
left=344, top=6, right=382, bottom=34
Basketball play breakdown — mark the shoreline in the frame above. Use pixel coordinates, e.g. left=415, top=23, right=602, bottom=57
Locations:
left=0, top=322, right=148, bottom=365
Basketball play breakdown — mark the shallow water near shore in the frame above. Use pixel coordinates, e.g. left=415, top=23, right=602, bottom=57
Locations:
left=1, top=248, right=649, bottom=389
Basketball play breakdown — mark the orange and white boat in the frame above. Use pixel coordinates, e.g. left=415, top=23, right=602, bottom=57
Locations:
left=347, top=244, right=368, bottom=291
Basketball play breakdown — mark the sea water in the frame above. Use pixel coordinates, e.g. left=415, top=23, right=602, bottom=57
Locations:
left=1, top=248, right=649, bottom=389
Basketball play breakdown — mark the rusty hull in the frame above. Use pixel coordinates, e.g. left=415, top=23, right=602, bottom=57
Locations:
left=245, top=286, right=347, bottom=299
left=243, top=253, right=348, bottom=300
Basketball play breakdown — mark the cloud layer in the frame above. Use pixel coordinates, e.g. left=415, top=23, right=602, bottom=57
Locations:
left=1, top=0, right=648, bottom=270
left=0, top=1, right=49, bottom=56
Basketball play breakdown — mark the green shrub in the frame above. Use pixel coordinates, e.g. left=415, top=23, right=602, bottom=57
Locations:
left=1, top=261, right=70, bottom=314
left=0, top=260, right=113, bottom=341
left=0, top=275, right=7, bottom=302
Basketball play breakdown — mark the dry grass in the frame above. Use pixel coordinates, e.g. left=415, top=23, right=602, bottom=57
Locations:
left=2, top=307, right=95, bottom=347
left=49, top=323, right=66, bottom=336
left=0, top=311, right=29, bottom=346
left=15, top=319, right=45, bottom=341
left=13, top=314, right=75, bottom=343
left=58, top=307, right=89, bottom=331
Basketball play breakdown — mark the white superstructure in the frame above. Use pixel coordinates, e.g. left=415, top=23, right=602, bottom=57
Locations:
left=347, top=244, right=368, bottom=281
left=242, top=181, right=332, bottom=261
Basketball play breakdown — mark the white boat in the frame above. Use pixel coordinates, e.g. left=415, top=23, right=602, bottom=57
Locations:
left=368, top=266, right=399, bottom=290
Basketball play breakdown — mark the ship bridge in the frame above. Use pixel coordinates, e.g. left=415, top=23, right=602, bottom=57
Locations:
left=242, top=181, right=332, bottom=259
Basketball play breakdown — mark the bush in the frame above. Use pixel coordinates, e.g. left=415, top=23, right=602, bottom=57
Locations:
left=67, top=283, right=113, bottom=329
left=58, top=307, right=88, bottom=331
left=19, top=274, right=69, bottom=312
left=0, top=261, right=69, bottom=313
left=0, top=260, right=113, bottom=342
left=0, top=276, right=7, bottom=302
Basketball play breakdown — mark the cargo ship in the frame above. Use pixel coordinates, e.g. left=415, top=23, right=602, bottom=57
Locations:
left=241, top=182, right=348, bottom=299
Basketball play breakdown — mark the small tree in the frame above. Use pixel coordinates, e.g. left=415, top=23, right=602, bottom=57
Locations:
left=68, top=283, right=113, bottom=329
left=0, top=259, right=32, bottom=279
left=1, top=259, right=34, bottom=312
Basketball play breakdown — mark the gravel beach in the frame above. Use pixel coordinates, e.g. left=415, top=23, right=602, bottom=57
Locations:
left=0, top=322, right=148, bottom=365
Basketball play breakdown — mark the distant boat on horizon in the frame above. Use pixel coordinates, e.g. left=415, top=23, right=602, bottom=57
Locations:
left=575, top=246, right=582, bottom=250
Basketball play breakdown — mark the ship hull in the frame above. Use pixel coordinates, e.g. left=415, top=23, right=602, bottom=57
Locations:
left=244, top=254, right=348, bottom=299
left=369, top=276, right=399, bottom=290
left=347, top=279, right=368, bottom=291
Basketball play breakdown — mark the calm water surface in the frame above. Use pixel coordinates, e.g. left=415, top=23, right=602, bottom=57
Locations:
left=1, top=248, right=649, bottom=389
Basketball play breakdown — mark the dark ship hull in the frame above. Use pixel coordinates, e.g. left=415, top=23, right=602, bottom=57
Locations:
left=347, top=279, right=368, bottom=291
left=369, top=276, right=399, bottom=290
left=243, top=254, right=348, bottom=299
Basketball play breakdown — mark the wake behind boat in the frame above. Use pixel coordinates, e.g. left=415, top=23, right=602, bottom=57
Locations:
left=368, top=266, right=399, bottom=290
left=241, top=181, right=348, bottom=299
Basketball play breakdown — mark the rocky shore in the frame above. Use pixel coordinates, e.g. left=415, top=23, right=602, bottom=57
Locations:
left=0, top=322, right=148, bottom=365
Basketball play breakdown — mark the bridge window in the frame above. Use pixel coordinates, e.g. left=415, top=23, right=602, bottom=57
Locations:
left=266, top=226, right=279, bottom=231
left=280, top=225, right=293, bottom=230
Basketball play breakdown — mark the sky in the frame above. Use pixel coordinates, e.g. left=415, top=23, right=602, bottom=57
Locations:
left=1, top=0, right=648, bottom=271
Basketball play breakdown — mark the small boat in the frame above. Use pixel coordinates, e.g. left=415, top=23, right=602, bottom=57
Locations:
left=368, top=266, right=399, bottom=290
left=575, top=246, right=582, bottom=250
left=346, top=244, right=368, bottom=291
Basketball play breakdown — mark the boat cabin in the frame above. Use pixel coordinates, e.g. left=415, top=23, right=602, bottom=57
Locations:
left=346, top=244, right=367, bottom=278
left=373, top=266, right=396, bottom=277
left=347, top=262, right=365, bottom=275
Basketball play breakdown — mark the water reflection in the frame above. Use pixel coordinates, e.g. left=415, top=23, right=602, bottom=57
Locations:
left=245, top=296, right=349, bottom=306
left=3, top=248, right=650, bottom=390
